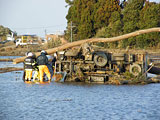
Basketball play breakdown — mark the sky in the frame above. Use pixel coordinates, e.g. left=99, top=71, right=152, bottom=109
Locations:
left=0, top=0, right=68, bottom=37
left=0, top=0, right=159, bottom=38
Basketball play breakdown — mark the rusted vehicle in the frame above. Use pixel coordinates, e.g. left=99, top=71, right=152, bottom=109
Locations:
left=55, top=43, right=148, bottom=83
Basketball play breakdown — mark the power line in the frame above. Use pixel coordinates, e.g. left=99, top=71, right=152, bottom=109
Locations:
left=12, top=24, right=66, bottom=30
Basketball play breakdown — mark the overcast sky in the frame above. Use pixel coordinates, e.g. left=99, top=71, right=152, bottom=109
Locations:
left=0, top=0, right=159, bottom=37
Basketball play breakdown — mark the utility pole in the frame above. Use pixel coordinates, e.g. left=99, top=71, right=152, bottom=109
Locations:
left=45, top=29, right=47, bottom=36
left=44, top=29, right=47, bottom=43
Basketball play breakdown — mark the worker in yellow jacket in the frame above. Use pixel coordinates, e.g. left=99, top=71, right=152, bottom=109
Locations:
left=36, top=50, right=51, bottom=83
left=24, top=52, right=36, bottom=81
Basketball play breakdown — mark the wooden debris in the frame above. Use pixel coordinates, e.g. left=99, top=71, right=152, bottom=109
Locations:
left=0, top=59, right=13, bottom=62
left=0, top=67, right=23, bottom=73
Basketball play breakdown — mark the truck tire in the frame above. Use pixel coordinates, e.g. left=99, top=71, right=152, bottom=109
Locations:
left=130, top=63, right=141, bottom=76
left=94, top=53, right=108, bottom=67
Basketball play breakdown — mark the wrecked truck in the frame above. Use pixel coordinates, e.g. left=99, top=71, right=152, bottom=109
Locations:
left=55, top=43, right=148, bottom=83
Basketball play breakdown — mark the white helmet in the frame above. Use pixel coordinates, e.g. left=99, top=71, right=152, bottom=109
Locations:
left=54, top=53, right=57, bottom=57
left=41, top=50, right=46, bottom=53
left=28, top=52, right=33, bottom=57
left=25, top=52, right=30, bottom=56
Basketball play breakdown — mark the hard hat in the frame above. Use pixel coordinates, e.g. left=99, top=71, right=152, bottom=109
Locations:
left=54, top=53, right=57, bottom=57
left=28, top=52, right=33, bottom=57
left=41, top=50, right=46, bottom=53
left=25, top=52, right=30, bottom=56
left=41, top=50, right=48, bottom=55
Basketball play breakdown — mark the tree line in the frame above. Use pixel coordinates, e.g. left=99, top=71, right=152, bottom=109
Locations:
left=64, top=0, right=160, bottom=49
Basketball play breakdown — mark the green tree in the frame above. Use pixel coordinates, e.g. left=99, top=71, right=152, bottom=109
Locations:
left=65, top=0, right=121, bottom=41
left=65, top=0, right=73, bottom=6
left=77, top=0, right=96, bottom=40
left=95, top=11, right=123, bottom=48
left=66, top=0, right=97, bottom=40
left=136, top=1, right=160, bottom=48
left=94, top=0, right=121, bottom=31
left=122, top=0, right=145, bottom=48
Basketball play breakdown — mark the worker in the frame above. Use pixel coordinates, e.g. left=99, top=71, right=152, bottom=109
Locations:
left=32, top=63, right=39, bottom=82
left=47, top=53, right=57, bottom=69
left=36, top=50, right=51, bottom=83
left=46, top=53, right=57, bottom=79
left=52, top=53, right=57, bottom=68
left=23, top=52, right=30, bottom=81
left=24, top=52, right=36, bottom=81
left=32, top=54, right=39, bottom=82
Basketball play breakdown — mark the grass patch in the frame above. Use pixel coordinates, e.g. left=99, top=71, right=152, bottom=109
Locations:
left=123, top=71, right=134, bottom=80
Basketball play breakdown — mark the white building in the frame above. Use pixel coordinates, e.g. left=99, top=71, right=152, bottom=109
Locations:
left=6, top=32, right=14, bottom=41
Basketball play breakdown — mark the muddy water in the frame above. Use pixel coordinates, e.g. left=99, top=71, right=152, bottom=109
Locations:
left=0, top=57, right=160, bottom=120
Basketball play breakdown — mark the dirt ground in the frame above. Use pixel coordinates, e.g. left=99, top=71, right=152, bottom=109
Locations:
left=0, top=41, right=48, bottom=56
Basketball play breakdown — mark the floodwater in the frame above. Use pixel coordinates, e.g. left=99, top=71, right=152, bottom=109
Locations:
left=0, top=57, right=160, bottom=120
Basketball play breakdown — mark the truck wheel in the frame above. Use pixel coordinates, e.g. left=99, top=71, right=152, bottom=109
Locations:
left=94, top=53, right=108, bottom=67
left=130, top=63, right=141, bottom=76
